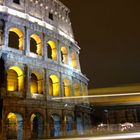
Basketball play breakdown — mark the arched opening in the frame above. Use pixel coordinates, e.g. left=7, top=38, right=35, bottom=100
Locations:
left=74, top=82, right=80, bottom=96
left=8, top=28, right=23, bottom=50
left=47, top=41, right=57, bottom=61
left=13, top=0, right=20, bottom=4
left=71, top=51, right=78, bottom=69
left=30, top=34, right=42, bottom=55
left=82, top=83, right=87, bottom=96
left=61, top=47, right=68, bottom=64
left=76, top=115, right=83, bottom=134
left=30, top=73, right=43, bottom=94
left=30, top=113, right=44, bottom=138
left=63, top=79, right=71, bottom=97
left=7, top=66, right=24, bottom=92
left=6, top=113, right=23, bottom=140
left=83, top=115, right=90, bottom=131
left=49, top=75, right=59, bottom=96
left=65, top=115, right=73, bottom=135
left=50, top=114, right=61, bottom=137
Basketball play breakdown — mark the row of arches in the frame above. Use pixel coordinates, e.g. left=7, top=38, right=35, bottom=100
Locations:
left=8, top=27, right=79, bottom=69
left=7, top=66, right=87, bottom=97
left=6, top=112, right=78, bottom=139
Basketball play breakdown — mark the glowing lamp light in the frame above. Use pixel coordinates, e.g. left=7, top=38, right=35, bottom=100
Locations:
left=45, top=6, right=48, bottom=10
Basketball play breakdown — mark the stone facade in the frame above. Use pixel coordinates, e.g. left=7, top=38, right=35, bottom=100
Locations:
left=0, top=0, right=91, bottom=139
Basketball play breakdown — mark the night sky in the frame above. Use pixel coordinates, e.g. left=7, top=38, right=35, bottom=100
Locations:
left=61, top=0, right=140, bottom=89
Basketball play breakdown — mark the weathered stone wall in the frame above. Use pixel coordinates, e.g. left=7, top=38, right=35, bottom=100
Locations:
left=0, top=1, right=90, bottom=139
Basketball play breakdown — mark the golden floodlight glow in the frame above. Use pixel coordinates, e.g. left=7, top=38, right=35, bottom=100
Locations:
left=30, top=72, right=43, bottom=94
left=61, top=46, right=68, bottom=64
left=47, top=40, right=57, bottom=61
left=71, top=51, right=78, bottom=69
left=49, top=75, right=59, bottom=97
left=30, top=34, right=42, bottom=55
left=82, top=83, right=87, bottom=96
left=9, top=27, right=23, bottom=50
left=30, top=114, right=36, bottom=123
left=63, top=79, right=71, bottom=97
left=7, top=113, right=17, bottom=123
left=74, top=82, right=80, bottom=96
left=7, top=66, right=24, bottom=92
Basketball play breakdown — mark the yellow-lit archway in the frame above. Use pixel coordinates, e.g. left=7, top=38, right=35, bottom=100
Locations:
left=71, top=51, right=77, bottom=69
left=47, top=40, right=57, bottom=61
left=6, top=112, right=23, bottom=140
left=30, top=34, right=42, bottom=55
left=63, top=79, right=71, bottom=97
left=74, top=82, right=80, bottom=96
left=61, top=47, right=68, bottom=64
left=30, top=72, right=43, bottom=94
left=30, top=113, right=44, bottom=138
left=7, top=66, right=24, bottom=92
left=49, top=75, right=59, bottom=96
left=82, top=83, right=87, bottom=96
left=8, top=27, right=23, bottom=50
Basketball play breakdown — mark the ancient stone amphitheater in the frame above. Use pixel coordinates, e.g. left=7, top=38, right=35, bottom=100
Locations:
left=0, top=0, right=91, bottom=139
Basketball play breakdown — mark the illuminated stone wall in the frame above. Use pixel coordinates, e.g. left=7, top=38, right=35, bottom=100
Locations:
left=0, top=0, right=90, bottom=139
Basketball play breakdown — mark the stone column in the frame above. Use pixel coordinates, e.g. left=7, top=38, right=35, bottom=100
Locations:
left=59, top=72, right=64, bottom=98
left=43, top=33, right=46, bottom=61
left=0, top=19, right=5, bottom=47
left=68, top=47, right=72, bottom=67
left=25, top=29, right=30, bottom=56
left=57, top=39, right=61, bottom=65
left=25, top=65, right=31, bottom=99
left=3, top=22, right=9, bottom=49
left=76, top=52, right=81, bottom=71
left=24, top=110, right=31, bottom=140
left=61, top=110, right=66, bottom=136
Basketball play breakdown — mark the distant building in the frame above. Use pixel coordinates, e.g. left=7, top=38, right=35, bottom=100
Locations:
left=0, top=0, right=90, bottom=139
left=89, top=84, right=140, bottom=125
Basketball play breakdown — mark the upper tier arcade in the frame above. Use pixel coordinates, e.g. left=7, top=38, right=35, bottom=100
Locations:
left=0, top=0, right=74, bottom=42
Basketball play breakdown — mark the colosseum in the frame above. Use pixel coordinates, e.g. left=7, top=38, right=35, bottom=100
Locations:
left=0, top=0, right=91, bottom=139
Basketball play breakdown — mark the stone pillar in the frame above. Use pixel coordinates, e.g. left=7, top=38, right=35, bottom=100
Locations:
left=59, top=73, right=64, bottom=98
left=24, top=111, right=31, bottom=140
left=61, top=110, right=66, bottom=136
left=25, top=65, right=31, bottom=99
left=0, top=54, right=7, bottom=97
left=68, top=47, right=72, bottom=67
left=0, top=19, right=4, bottom=47
left=44, top=38, right=49, bottom=61
left=4, top=22, right=9, bottom=49
left=46, top=71, right=51, bottom=100
left=46, top=110, right=50, bottom=137
left=76, top=52, right=81, bottom=71
left=25, top=29, right=30, bottom=56
left=42, top=33, right=46, bottom=61
left=57, top=39, right=61, bottom=65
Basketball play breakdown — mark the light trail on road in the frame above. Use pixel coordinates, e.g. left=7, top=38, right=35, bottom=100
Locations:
left=47, top=132, right=140, bottom=140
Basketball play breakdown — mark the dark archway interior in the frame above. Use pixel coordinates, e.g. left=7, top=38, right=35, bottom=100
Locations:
left=47, top=44, right=52, bottom=59
left=13, top=0, right=20, bottom=4
left=30, top=37, right=37, bottom=54
left=32, top=114, right=44, bottom=138
left=8, top=31, right=19, bottom=49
